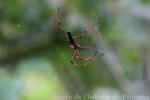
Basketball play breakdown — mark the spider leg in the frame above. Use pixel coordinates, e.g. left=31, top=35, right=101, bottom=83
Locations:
left=70, top=49, right=77, bottom=64
left=72, top=35, right=82, bottom=44
left=74, top=55, right=96, bottom=67
left=74, top=30, right=88, bottom=38
left=78, top=53, right=97, bottom=62
left=70, top=48, right=85, bottom=67
left=78, top=45, right=92, bottom=49
left=72, top=24, right=97, bottom=44
left=72, top=29, right=88, bottom=44
left=57, top=8, right=68, bottom=38
left=76, top=45, right=104, bottom=63
left=70, top=46, right=104, bottom=67
left=82, top=52, right=105, bottom=66
left=77, top=52, right=98, bottom=67
left=72, top=30, right=87, bottom=41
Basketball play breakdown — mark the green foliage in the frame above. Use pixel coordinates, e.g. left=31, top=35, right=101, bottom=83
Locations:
left=0, top=0, right=149, bottom=99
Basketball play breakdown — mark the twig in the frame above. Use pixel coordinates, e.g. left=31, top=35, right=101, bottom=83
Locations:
left=87, top=25, right=131, bottom=92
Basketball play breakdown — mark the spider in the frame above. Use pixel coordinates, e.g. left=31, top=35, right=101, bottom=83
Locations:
left=57, top=8, right=104, bottom=67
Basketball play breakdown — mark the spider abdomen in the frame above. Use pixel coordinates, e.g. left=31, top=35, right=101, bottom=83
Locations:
left=67, top=32, right=79, bottom=49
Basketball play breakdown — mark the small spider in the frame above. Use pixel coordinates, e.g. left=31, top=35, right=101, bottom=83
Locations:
left=57, top=8, right=104, bottom=67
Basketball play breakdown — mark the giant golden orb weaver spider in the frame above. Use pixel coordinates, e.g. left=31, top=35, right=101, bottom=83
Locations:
left=57, top=8, right=104, bottom=67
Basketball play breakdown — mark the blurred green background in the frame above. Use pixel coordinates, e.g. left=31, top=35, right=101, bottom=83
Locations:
left=0, top=0, right=150, bottom=100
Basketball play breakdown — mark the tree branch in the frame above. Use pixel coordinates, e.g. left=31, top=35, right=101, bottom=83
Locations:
left=0, top=18, right=56, bottom=65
